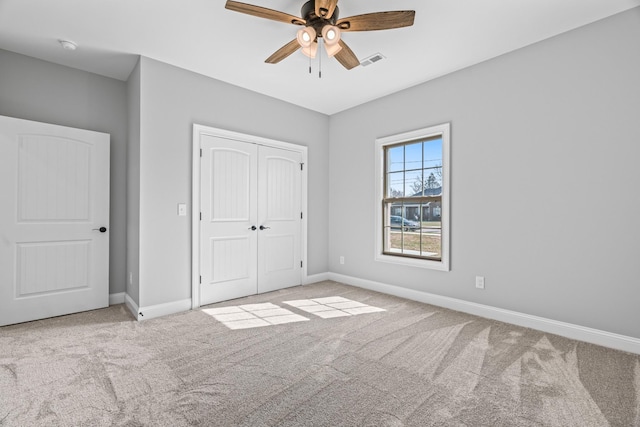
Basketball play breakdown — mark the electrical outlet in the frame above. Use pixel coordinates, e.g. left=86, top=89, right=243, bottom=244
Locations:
left=475, top=276, right=485, bottom=289
left=339, top=256, right=345, bottom=265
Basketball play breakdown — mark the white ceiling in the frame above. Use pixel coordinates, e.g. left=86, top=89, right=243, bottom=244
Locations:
left=1, top=0, right=638, bottom=115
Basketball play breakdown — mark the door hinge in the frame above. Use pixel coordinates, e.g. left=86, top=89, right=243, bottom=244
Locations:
left=200, top=148, right=203, bottom=157
left=300, top=163, right=304, bottom=171
left=300, top=212, right=303, bottom=219
left=200, top=212, right=202, bottom=221
left=300, top=261, right=303, bottom=268
left=199, top=275, right=202, bottom=284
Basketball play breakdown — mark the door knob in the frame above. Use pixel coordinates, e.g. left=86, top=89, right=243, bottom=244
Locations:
left=259, top=225, right=270, bottom=230
left=92, top=227, right=107, bottom=233
left=249, top=225, right=257, bottom=231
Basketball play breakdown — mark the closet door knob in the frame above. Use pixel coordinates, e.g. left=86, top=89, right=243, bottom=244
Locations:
left=249, top=225, right=257, bottom=231
left=259, top=225, right=270, bottom=230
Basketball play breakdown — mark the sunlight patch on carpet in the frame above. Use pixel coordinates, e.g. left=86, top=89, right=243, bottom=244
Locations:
left=284, top=296, right=386, bottom=318
left=203, top=302, right=309, bottom=329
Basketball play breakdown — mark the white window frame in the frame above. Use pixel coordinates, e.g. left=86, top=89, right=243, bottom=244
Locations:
left=374, top=123, right=450, bottom=271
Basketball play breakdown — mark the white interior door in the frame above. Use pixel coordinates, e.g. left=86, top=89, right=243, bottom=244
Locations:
left=200, top=136, right=258, bottom=304
left=0, top=115, right=110, bottom=326
left=199, top=135, right=302, bottom=306
left=257, top=146, right=302, bottom=293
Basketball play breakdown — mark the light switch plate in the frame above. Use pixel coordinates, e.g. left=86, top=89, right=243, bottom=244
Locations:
left=178, top=203, right=187, bottom=216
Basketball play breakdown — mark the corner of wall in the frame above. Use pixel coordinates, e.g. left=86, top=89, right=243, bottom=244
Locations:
left=125, top=57, right=142, bottom=307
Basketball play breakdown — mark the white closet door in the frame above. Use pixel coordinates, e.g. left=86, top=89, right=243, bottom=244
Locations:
left=200, top=136, right=258, bottom=305
left=257, top=146, right=302, bottom=293
left=198, top=136, right=303, bottom=305
left=0, top=115, right=110, bottom=326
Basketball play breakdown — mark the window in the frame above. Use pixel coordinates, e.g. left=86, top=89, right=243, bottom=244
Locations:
left=375, top=123, right=450, bottom=271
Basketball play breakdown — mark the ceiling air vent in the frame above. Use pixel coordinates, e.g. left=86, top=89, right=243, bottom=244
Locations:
left=361, top=53, right=386, bottom=67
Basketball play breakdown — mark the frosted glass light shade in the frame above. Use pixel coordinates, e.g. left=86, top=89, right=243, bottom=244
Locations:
left=324, top=42, right=342, bottom=57
left=301, top=42, right=318, bottom=58
left=321, top=25, right=341, bottom=46
left=297, top=27, right=316, bottom=48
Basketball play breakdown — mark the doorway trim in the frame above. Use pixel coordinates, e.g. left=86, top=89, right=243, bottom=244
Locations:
left=191, top=124, right=308, bottom=309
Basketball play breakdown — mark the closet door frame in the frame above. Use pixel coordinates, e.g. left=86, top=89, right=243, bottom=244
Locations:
left=191, top=124, right=308, bottom=309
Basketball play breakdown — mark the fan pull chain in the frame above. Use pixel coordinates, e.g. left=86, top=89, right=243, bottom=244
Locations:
left=319, top=39, right=322, bottom=78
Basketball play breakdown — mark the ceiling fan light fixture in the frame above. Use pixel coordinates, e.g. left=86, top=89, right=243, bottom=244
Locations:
left=324, top=42, right=342, bottom=57
left=321, top=25, right=341, bottom=45
left=326, top=28, right=336, bottom=40
left=296, top=27, right=316, bottom=48
left=224, top=0, right=415, bottom=71
left=301, top=41, right=318, bottom=59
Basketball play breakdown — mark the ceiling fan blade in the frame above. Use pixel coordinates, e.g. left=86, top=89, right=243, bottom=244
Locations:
left=225, top=0, right=305, bottom=26
left=315, top=0, right=338, bottom=19
left=334, top=40, right=360, bottom=70
left=265, top=39, right=301, bottom=64
left=337, top=11, right=415, bottom=32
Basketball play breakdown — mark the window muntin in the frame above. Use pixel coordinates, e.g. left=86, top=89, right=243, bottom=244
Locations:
left=375, top=123, right=450, bottom=271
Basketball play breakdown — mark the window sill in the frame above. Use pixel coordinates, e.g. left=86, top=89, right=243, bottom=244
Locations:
left=375, top=252, right=450, bottom=271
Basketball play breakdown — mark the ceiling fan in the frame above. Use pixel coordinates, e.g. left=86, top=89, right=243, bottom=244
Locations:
left=225, top=0, right=416, bottom=70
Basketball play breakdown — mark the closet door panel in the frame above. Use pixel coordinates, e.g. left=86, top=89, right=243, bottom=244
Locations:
left=200, top=136, right=258, bottom=305
left=257, top=146, right=302, bottom=293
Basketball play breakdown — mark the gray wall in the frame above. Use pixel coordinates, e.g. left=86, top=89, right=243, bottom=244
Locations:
left=328, top=8, right=640, bottom=339
left=0, top=49, right=129, bottom=296
left=135, top=57, right=329, bottom=308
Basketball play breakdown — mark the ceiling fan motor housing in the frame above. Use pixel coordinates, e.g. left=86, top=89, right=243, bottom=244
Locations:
left=301, top=0, right=339, bottom=37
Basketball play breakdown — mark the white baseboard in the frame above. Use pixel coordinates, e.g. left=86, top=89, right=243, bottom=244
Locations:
left=109, top=292, right=125, bottom=305
left=124, top=294, right=139, bottom=320
left=328, top=272, right=640, bottom=355
left=122, top=293, right=191, bottom=322
left=137, top=298, right=192, bottom=321
left=304, top=272, right=330, bottom=285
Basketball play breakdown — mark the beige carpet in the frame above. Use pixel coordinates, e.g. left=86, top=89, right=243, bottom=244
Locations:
left=1, top=281, right=639, bottom=426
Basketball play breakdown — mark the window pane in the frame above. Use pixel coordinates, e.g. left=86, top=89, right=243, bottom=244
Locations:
left=387, top=145, right=404, bottom=173
left=404, top=142, right=422, bottom=171
left=422, top=169, right=442, bottom=195
left=386, top=227, right=403, bottom=254
left=385, top=201, right=402, bottom=254
left=390, top=204, right=403, bottom=217
left=423, top=138, right=442, bottom=170
left=387, top=172, right=404, bottom=197
left=420, top=203, right=441, bottom=259
left=404, top=169, right=423, bottom=197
